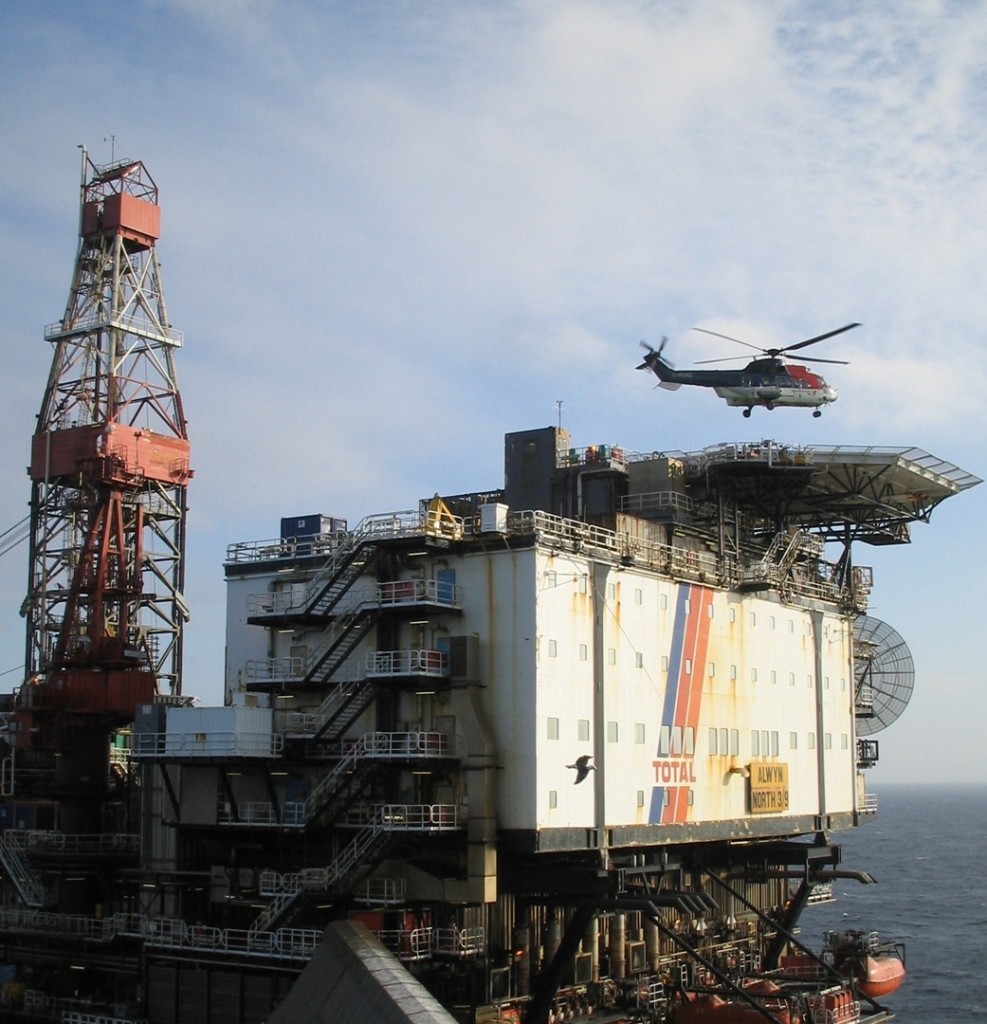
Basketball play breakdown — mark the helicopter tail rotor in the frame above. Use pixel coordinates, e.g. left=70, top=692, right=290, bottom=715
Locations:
left=637, top=336, right=672, bottom=368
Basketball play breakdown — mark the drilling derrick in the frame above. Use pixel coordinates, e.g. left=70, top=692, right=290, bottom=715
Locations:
left=15, top=151, right=191, bottom=782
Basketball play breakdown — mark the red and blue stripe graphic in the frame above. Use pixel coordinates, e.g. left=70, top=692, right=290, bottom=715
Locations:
left=649, top=584, right=714, bottom=824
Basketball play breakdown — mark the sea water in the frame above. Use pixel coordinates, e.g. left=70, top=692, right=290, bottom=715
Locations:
left=802, top=784, right=987, bottom=1023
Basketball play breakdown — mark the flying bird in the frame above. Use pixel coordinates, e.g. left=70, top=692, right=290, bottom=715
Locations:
left=566, top=754, right=596, bottom=784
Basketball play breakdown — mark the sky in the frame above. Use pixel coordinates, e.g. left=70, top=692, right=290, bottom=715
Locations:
left=0, top=0, right=985, bottom=785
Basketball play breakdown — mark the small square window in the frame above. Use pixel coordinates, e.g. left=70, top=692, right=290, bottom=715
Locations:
left=635, top=652, right=643, bottom=669
left=547, top=717, right=559, bottom=740
left=607, top=721, right=619, bottom=743
left=549, top=790, right=558, bottom=809
left=789, top=731, right=798, bottom=750
left=548, top=639, right=557, bottom=658
left=637, top=790, right=645, bottom=808
left=608, top=648, right=617, bottom=666
left=578, top=719, right=590, bottom=741
left=709, top=727, right=718, bottom=754
left=635, top=589, right=643, bottom=605
left=579, top=643, right=588, bottom=661
left=635, top=723, right=646, bottom=744
left=808, top=733, right=816, bottom=750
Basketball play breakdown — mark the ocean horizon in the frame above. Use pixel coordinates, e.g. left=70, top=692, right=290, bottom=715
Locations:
left=805, top=782, right=986, bottom=1023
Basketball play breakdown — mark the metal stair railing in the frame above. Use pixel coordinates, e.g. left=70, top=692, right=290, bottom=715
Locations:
left=247, top=814, right=390, bottom=936
left=247, top=886, right=302, bottom=938
left=303, top=535, right=378, bottom=619
left=248, top=802, right=461, bottom=934
left=300, top=734, right=379, bottom=824
left=0, top=830, right=48, bottom=907
left=301, top=606, right=377, bottom=686
left=283, top=677, right=378, bottom=742
left=301, top=732, right=449, bottom=824
left=323, top=806, right=393, bottom=893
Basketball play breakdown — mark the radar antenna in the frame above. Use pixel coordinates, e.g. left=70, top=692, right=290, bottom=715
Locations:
left=853, top=615, right=915, bottom=735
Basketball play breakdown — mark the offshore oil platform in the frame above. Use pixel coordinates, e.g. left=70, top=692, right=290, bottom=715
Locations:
left=0, top=155, right=979, bottom=1024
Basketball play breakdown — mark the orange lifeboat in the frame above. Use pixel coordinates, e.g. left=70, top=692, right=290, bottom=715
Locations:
left=670, top=981, right=794, bottom=1024
left=856, top=953, right=906, bottom=999
left=824, top=929, right=906, bottom=999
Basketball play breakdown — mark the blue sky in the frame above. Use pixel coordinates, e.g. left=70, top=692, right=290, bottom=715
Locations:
left=1, top=0, right=985, bottom=783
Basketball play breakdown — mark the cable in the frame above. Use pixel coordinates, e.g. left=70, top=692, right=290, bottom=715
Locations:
left=0, top=515, right=31, bottom=559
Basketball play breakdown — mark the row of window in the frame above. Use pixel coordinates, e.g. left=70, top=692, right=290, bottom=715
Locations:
left=546, top=788, right=693, bottom=810
left=542, top=574, right=833, bottom=637
left=542, top=638, right=846, bottom=690
left=545, top=719, right=849, bottom=753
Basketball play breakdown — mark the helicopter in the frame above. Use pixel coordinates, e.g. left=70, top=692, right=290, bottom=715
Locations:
left=637, top=322, right=860, bottom=417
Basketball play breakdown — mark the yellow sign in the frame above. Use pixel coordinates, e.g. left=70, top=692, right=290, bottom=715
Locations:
left=748, top=762, right=789, bottom=814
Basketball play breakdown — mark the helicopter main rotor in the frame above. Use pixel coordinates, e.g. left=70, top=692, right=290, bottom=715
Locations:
left=691, top=322, right=859, bottom=366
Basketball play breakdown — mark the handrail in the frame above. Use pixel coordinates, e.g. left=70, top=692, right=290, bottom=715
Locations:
left=131, top=731, right=283, bottom=758
left=228, top=504, right=867, bottom=610
left=366, top=649, right=449, bottom=678
left=7, top=830, right=139, bottom=856
left=45, top=308, right=183, bottom=347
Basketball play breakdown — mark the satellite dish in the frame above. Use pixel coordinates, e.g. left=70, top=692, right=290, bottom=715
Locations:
left=853, top=615, right=915, bottom=735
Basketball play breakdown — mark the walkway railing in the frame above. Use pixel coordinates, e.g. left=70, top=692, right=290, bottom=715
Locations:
left=229, top=502, right=866, bottom=610
left=132, top=731, right=283, bottom=759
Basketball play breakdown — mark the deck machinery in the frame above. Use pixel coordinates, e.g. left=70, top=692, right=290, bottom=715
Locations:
left=0, top=159, right=980, bottom=1023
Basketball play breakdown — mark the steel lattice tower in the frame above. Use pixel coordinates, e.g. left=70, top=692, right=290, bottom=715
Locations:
left=17, top=151, right=191, bottom=752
